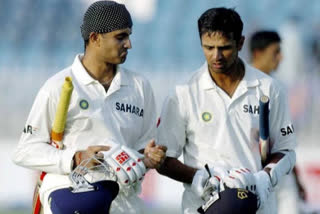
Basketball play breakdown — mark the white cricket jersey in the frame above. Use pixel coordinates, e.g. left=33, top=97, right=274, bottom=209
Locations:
left=157, top=60, right=296, bottom=214
left=12, top=54, right=156, bottom=214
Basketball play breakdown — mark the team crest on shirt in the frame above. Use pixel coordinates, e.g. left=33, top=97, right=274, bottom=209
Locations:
left=79, top=99, right=89, bottom=110
left=201, top=112, right=212, bottom=122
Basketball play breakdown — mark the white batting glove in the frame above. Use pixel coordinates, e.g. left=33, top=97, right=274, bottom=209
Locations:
left=192, top=169, right=219, bottom=200
left=191, top=165, right=228, bottom=200
left=224, top=167, right=257, bottom=194
left=224, top=167, right=272, bottom=208
left=101, top=145, right=146, bottom=188
left=253, top=170, right=272, bottom=209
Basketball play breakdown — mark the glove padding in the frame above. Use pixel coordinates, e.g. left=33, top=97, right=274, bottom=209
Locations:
left=224, top=168, right=272, bottom=209
left=224, top=167, right=257, bottom=194
left=253, top=170, right=272, bottom=209
left=191, top=165, right=228, bottom=201
left=101, top=145, right=146, bottom=187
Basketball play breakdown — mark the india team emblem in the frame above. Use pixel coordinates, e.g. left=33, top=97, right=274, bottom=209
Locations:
left=202, top=112, right=212, bottom=122
left=79, top=99, right=89, bottom=110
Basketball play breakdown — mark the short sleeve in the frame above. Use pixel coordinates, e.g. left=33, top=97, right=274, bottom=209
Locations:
left=133, top=79, right=157, bottom=151
left=157, top=89, right=187, bottom=158
left=269, top=86, right=297, bottom=153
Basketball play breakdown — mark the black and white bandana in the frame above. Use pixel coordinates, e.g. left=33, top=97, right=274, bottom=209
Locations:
left=81, top=1, right=132, bottom=40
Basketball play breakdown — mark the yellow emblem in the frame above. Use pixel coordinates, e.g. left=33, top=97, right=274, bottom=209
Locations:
left=202, top=112, right=212, bottom=122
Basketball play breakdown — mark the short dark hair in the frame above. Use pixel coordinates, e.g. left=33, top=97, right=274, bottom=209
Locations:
left=198, top=7, right=243, bottom=43
left=249, top=31, right=281, bottom=53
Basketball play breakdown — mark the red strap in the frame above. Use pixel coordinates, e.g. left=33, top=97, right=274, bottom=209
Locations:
left=33, top=172, right=47, bottom=214
left=214, top=175, right=221, bottom=181
left=40, top=172, right=46, bottom=181
left=33, top=195, right=41, bottom=214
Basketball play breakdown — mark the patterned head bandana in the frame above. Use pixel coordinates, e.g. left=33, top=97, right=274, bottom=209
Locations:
left=81, top=1, right=132, bottom=40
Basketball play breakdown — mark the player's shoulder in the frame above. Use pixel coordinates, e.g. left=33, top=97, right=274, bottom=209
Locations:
left=176, top=63, right=207, bottom=95
left=246, top=63, right=283, bottom=95
left=187, top=63, right=207, bottom=84
left=268, top=75, right=287, bottom=92
left=120, top=67, right=148, bottom=83
left=170, top=64, right=206, bottom=102
left=173, top=81, right=192, bottom=99
left=246, top=63, right=272, bottom=83
left=40, top=66, right=73, bottom=95
left=119, top=67, right=153, bottom=92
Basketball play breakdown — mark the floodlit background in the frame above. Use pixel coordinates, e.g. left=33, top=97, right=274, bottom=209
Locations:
left=1, top=0, right=320, bottom=213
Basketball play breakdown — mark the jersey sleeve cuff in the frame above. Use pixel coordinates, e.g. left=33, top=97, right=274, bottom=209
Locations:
left=60, top=149, right=77, bottom=174
left=271, top=137, right=296, bottom=154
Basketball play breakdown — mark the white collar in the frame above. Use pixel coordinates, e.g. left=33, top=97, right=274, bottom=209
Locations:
left=71, top=54, right=130, bottom=87
left=198, top=59, right=259, bottom=91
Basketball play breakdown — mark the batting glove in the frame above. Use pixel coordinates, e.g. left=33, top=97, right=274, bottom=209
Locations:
left=224, top=167, right=272, bottom=208
left=224, top=167, right=257, bottom=194
left=191, top=165, right=228, bottom=200
left=101, top=145, right=146, bottom=188
left=253, top=170, right=272, bottom=209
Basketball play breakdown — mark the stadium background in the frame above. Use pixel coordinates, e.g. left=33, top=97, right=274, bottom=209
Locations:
left=1, top=0, right=320, bottom=213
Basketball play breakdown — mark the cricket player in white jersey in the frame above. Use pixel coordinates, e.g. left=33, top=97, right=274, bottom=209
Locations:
left=249, top=30, right=305, bottom=214
left=12, top=1, right=166, bottom=214
left=157, top=8, right=296, bottom=214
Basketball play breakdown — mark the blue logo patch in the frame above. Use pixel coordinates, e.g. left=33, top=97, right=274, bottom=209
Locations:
left=79, top=99, right=89, bottom=110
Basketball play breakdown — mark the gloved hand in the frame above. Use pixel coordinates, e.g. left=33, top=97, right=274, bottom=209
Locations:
left=191, top=164, right=228, bottom=201
left=224, top=167, right=272, bottom=209
left=101, top=145, right=146, bottom=187
left=253, top=170, right=272, bottom=209
left=224, top=167, right=257, bottom=194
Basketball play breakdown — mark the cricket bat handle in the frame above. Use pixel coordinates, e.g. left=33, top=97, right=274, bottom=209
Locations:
left=259, top=95, right=270, bottom=165
left=50, top=76, right=73, bottom=149
left=33, top=77, right=73, bottom=214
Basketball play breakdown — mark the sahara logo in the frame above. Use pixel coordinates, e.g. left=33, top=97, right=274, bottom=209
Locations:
left=115, top=102, right=144, bottom=117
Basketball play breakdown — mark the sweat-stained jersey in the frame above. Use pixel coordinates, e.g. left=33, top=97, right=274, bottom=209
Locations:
left=157, top=60, right=296, bottom=214
left=12, top=54, right=156, bottom=214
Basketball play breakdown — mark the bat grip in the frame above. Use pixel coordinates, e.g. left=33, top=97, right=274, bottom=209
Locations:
left=259, top=98, right=270, bottom=140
